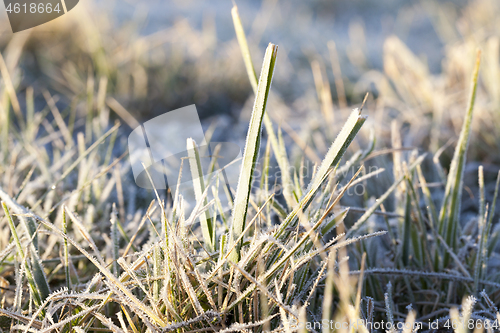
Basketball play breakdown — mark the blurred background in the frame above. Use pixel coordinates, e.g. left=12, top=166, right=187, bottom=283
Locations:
left=0, top=0, right=495, bottom=134
left=0, top=0, right=478, bottom=107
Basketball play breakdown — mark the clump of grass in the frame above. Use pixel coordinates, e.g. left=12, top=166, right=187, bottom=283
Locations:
left=0, top=31, right=391, bottom=331
left=188, top=138, right=216, bottom=253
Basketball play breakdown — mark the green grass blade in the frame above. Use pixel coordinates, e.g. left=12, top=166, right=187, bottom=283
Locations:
left=305, top=109, right=365, bottom=201
left=62, top=208, right=71, bottom=291
left=188, top=138, right=215, bottom=252
left=438, top=50, right=481, bottom=266
left=474, top=166, right=486, bottom=294
left=232, top=5, right=295, bottom=208
left=153, top=244, right=161, bottom=303
left=228, top=43, right=278, bottom=263
left=416, top=165, right=438, bottom=231
left=232, top=5, right=258, bottom=93
left=402, top=189, right=412, bottom=266
left=111, top=203, right=120, bottom=276
left=405, top=171, right=433, bottom=269
left=275, top=109, right=366, bottom=240
left=2, top=196, right=51, bottom=308
left=2, top=202, right=44, bottom=309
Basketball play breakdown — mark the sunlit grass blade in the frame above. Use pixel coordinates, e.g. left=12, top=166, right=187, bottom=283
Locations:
left=438, top=50, right=481, bottom=266
left=404, top=168, right=433, bottom=269
left=474, top=166, right=486, bottom=294
left=402, top=189, right=412, bottom=266
left=304, top=109, right=366, bottom=207
left=232, top=4, right=295, bottom=208
left=416, top=165, right=438, bottom=230
left=2, top=202, right=46, bottom=311
left=275, top=108, right=366, bottom=240
left=2, top=197, right=50, bottom=311
left=231, top=5, right=258, bottom=93
left=188, top=138, right=215, bottom=252
left=62, top=208, right=71, bottom=291
left=228, top=43, right=278, bottom=262
left=486, top=171, right=500, bottom=257
left=111, top=203, right=120, bottom=276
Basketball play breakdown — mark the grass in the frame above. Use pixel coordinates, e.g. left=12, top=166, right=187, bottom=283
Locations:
left=188, top=138, right=215, bottom=253
left=438, top=51, right=481, bottom=268
left=228, top=43, right=278, bottom=263
left=0, top=1, right=499, bottom=332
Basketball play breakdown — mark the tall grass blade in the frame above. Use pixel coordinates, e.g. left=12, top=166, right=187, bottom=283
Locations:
left=486, top=171, right=500, bottom=258
left=2, top=198, right=50, bottom=308
left=474, top=166, right=488, bottom=293
left=232, top=5, right=295, bottom=208
left=228, top=43, right=278, bottom=262
left=402, top=189, right=412, bottom=266
left=416, top=165, right=438, bottom=230
left=111, top=203, right=120, bottom=276
left=153, top=244, right=161, bottom=303
left=2, top=202, right=44, bottom=309
left=188, top=138, right=215, bottom=252
left=231, top=5, right=257, bottom=93
left=276, top=109, right=366, bottom=240
left=4, top=208, right=50, bottom=308
left=62, top=207, right=71, bottom=291
left=438, top=50, right=481, bottom=266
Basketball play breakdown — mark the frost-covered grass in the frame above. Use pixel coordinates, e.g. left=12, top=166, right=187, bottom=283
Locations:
left=0, top=1, right=500, bottom=332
